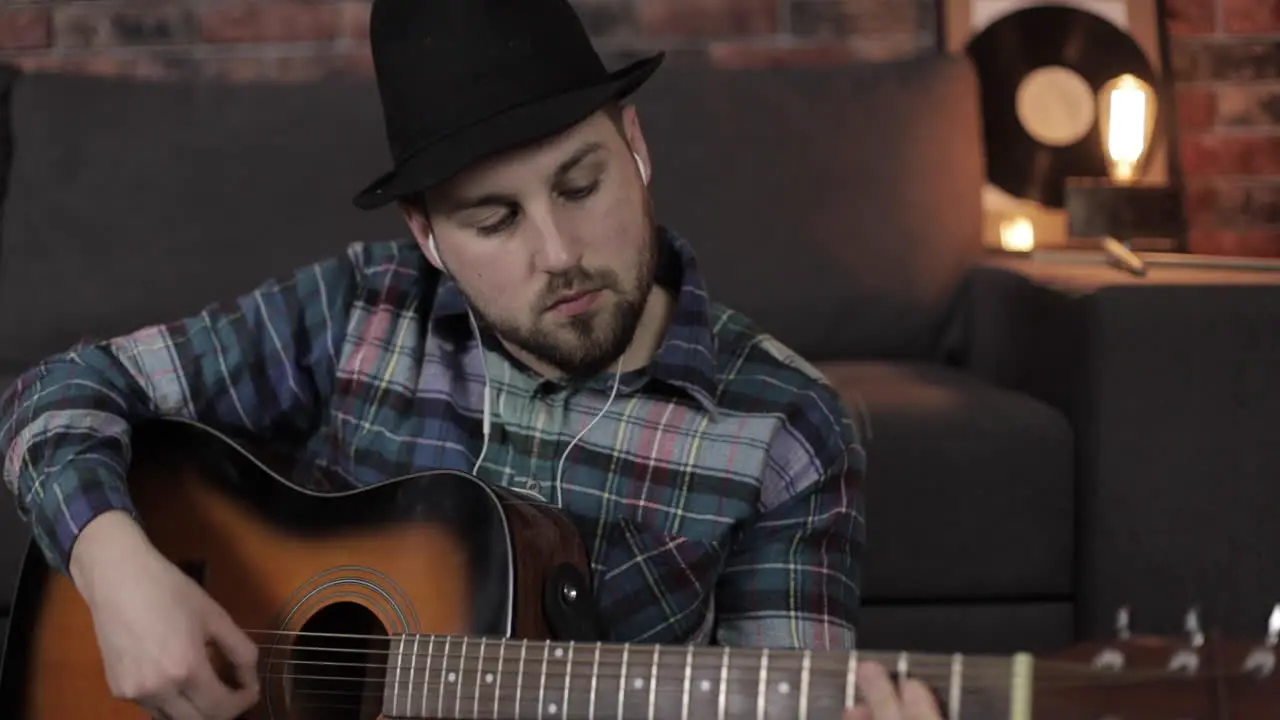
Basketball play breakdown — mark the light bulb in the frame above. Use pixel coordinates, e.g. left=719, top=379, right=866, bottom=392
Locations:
left=1105, top=74, right=1149, bottom=183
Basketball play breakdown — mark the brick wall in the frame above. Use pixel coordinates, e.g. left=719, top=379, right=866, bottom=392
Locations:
left=0, top=0, right=1274, bottom=255
left=1167, top=0, right=1280, bottom=256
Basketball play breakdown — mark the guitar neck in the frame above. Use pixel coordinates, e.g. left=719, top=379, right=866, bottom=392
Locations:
left=379, top=635, right=1034, bottom=720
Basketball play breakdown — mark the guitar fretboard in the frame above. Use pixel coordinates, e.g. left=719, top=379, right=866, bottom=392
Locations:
left=374, top=635, right=1032, bottom=720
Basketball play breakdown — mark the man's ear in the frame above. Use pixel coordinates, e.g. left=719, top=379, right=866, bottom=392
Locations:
left=397, top=198, right=442, bottom=272
left=619, top=105, right=652, bottom=186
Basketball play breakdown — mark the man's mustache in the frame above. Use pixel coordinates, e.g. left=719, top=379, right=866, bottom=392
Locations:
left=538, top=267, right=619, bottom=310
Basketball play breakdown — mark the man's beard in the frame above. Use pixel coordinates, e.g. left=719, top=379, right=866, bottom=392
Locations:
left=464, top=208, right=658, bottom=380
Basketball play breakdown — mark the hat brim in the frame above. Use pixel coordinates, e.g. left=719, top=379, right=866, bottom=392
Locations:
left=352, top=51, right=665, bottom=211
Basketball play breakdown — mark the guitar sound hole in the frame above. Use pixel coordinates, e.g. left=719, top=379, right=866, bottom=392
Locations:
left=288, top=601, right=388, bottom=720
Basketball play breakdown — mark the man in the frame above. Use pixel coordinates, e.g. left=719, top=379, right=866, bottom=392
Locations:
left=0, top=0, right=942, bottom=718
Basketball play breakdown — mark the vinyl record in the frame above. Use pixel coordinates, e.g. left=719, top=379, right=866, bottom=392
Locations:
left=967, top=4, right=1159, bottom=208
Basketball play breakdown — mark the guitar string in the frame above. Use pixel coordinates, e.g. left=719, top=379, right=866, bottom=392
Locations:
left=196, top=630, right=1255, bottom=711
left=255, top=650, right=1184, bottom=684
left=231, top=685, right=1119, bottom=713
left=241, top=650, right=1248, bottom=688
left=243, top=626, right=1259, bottom=667
left=220, top=681, right=1041, bottom=715
left=232, top=642, right=1241, bottom=710
left=256, top=666, right=1227, bottom=689
left=239, top=634, right=1254, bottom=686
left=222, top=670, right=1229, bottom=712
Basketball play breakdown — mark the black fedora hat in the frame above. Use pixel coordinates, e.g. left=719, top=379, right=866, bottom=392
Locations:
left=352, top=0, right=664, bottom=211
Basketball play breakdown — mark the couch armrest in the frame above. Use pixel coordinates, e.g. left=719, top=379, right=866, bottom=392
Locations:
left=957, top=256, right=1280, bottom=640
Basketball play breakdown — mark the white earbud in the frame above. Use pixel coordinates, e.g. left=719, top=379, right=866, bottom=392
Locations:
left=428, top=233, right=443, bottom=267
left=632, top=151, right=648, bottom=185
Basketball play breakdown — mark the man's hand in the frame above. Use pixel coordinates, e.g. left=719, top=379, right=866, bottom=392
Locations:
left=70, top=510, right=260, bottom=720
left=844, top=661, right=943, bottom=720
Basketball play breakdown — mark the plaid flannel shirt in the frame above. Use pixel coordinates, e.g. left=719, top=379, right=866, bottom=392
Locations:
left=0, top=227, right=865, bottom=649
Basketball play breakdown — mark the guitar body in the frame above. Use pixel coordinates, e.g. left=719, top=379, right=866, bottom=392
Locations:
left=4, top=419, right=1279, bottom=720
left=0, top=418, right=599, bottom=719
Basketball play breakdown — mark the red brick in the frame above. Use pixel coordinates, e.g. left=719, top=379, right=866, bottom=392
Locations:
left=0, top=8, right=51, bottom=50
left=572, top=0, right=636, bottom=37
left=638, top=0, right=776, bottom=37
left=345, top=45, right=374, bottom=75
left=1176, top=87, right=1217, bottom=132
left=53, top=2, right=198, bottom=49
left=790, top=0, right=921, bottom=36
left=197, top=51, right=373, bottom=82
left=1186, top=180, right=1280, bottom=226
left=341, top=1, right=370, bottom=41
left=201, top=3, right=343, bottom=44
left=1183, top=181, right=1219, bottom=227
left=1217, top=83, right=1280, bottom=125
left=15, top=53, right=170, bottom=77
left=193, top=56, right=276, bottom=82
left=1223, top=0, right=1280, bottom=34
left=1227, top=182, right=1280, bottom=225
left=709, top=40, right=860, bottom=68
left=1188, top=228, right=1280, bottom=257
left=275, top=52, right=373, bottom=80
left=1165, top=0, right=1218, bottom=35
left=1180, top=133, right=1280, bottom=177
left=849, top=34, right=926, bottom=61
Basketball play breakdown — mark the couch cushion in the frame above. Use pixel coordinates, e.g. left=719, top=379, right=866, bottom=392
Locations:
left=0, top=370, right=29, bottom=614
left=859, top=601, right=1074, bottom=654
left=0, top=501, right=25, bottom=615
left=633, top=51, right=985, bottom=361
left=819, top=361, right=1074, bottom=601
left=0, top=70, right=406, bottom=368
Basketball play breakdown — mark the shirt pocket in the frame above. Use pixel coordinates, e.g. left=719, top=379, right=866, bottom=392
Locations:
left=590, top=517, right=727, bottom=645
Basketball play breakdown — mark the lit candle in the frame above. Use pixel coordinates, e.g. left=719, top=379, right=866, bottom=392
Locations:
left=999, top=215, right=1035, bottom=253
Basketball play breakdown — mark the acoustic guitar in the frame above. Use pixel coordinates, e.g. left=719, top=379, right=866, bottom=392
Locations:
left=1, top=417, right=1276, bottom=719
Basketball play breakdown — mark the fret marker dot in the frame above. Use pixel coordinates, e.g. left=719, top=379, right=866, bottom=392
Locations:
left=548, top=703, right=558, bottom=715
left=699, top=679, right=712, bottom=692
left=447, top=672, right=457, bottom=683
left=633, top=678, right=644, bottom=689
left=484, top=672, right=494, bottom=684
left=554, top=648, right=565, bottom=658
left=778, top=681, right=791, bottom=695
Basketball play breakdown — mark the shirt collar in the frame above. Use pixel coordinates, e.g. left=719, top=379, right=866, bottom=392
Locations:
left=429, top=226, right=720, bottom=413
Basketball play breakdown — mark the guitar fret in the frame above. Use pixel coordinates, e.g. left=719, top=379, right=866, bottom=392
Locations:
left=472, top=637, right=486, bottom=719
left=493, top=639, right=506, bottom=720
left=455, top=637, right=469, bottom=717
left=421, top=636, right=436, bottom=718
left=391, top=635, right=406, bottom=717
left=409, top=635, right=421, bottom=718
left=589, top=641, right=601, bottom=720
left=756, top=648, right=769, bottom=720
left=516, top=639, right=528, bottom=720
left=681, top=645, right=693, bottom=720
left=538, top=641, right=550, bottom=719
left=798, top=651, right=812, bottom=720
left=616, top=645, right=629, bottom=720
left=845, top=650, right=858, bottom=710
left=717, top=646, right=730, bottom=720
left=648, top=645, right=660, bottom=720
left=560, top=641, right=575, bottom=718
left=949, top=652, right=963, bottom=720
left=437, top=636, right=452, bottom=718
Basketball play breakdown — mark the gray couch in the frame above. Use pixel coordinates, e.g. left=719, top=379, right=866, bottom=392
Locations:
left=0, top=48, right=1273, bottom=675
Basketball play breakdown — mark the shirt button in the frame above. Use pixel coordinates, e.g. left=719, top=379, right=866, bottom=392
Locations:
left=525, top=478, right=541, bottom=491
